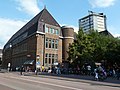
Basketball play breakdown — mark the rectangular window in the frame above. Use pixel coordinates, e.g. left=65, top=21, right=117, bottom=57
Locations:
left=52, top=28, right=54, bottom=34
left=50, top=28, right=53, bottom=33
left=45, top=53, right=48, bottom=63
left=54, top=29, right=56, bottom=34
left=55, top=54, right=58, bottom=62
left=56, top=29, right=59, bottom=35
left=52, top=39, right=54, bottom=48
left=49, top=39, right=51, bottom=48
left=45, top=26, right=49, bottom=33
left=52, top=54, right=54, bottom=64
left=55, top=40, right=58, bottom=49
left=49, top=54, right=51, bottom=64
left=55, top=29, right=59, bottom=35
left=45, top=38, right=48, bottom=48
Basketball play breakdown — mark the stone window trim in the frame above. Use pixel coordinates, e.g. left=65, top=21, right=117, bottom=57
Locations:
left=45, top=38, right=59, bottom=49
left=45, top=53, right=58, bottom=64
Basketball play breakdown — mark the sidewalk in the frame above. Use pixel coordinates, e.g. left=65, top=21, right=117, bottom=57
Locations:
left=18, top=72, right=120, bottom=87
left=1, top=71, right=120, bottom=87
left=37, top=72, right=120, bottom=85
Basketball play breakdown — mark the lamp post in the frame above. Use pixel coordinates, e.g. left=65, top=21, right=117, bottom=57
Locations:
left=8, top=44, right=12, bottom=72
left=35, top=55, right=40, bottom=75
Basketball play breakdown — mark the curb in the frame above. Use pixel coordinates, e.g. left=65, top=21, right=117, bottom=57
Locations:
left=31, top=73, right=120, bottom=88
left=5, top=72, right=120, bottom=88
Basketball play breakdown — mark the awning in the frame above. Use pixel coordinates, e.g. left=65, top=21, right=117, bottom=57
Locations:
left=23, top=60, right=34, bottom=65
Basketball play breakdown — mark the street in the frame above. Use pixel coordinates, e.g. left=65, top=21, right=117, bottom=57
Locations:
left=0, top=72, right=120, bottom=90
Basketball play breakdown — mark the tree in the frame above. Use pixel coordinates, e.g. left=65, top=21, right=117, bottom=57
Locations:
left=105, top=37, right=120, bottom=66
left=67, top=29, right=95, bottom=67
left=68, top=28, right=120, bottom=68
left=88, top=31, right=109, bottom=62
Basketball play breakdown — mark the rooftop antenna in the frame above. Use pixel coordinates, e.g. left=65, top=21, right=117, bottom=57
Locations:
left=88, top=10, right=93, bottom=15
left=44, top=5, right=46, bottom=9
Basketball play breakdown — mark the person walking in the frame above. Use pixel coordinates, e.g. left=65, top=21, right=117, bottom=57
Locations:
left=116, top=68, right=120, bottom=80
left=94, top=68, right=98, bottom=80
left=20, top=65, right=24, bottom=75
left=8, top=63, right=11, bottom=72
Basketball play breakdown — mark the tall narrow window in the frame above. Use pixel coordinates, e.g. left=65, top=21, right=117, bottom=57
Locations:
left=49, top=39, right=51, bottom=48
left=49, top=54, right=51, bottom=64
left=55, top=54, right=58, bottom=62
left=55, top=40, right=58, bottom=49
left=52, top=28, right=54, bottom=34
left=45, top=53, right=48, bottom=63
left=46, top=38, right=48, bottom=48
left=54, top=29, right=56, bottom=34
left=52, top=39, right=54, bottom=48
left=50, top=28, right=53, bottom=34
left=52, top=54, right=54, bottom=64
left=56, top=29, right=59, bottom=35
left=45, top=26, right=49, bottom=33
left=54, top=29, right=59, bottom=35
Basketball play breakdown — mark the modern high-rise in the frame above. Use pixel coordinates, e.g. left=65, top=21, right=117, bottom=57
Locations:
left=79, top=11, right=107, bottom=33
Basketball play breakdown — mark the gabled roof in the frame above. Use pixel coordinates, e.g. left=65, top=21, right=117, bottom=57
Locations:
left=6, top=8, right=61, bottom=46
left=39, top=8, right=60, bottom=27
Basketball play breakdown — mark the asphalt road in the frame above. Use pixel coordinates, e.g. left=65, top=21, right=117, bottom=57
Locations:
left=0, top=73, right=120, bottom=90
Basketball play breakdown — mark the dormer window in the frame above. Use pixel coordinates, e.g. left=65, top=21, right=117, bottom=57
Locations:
left=45, top=26, right=49, bottom=33
left=45, top=25, right=59, bottom=35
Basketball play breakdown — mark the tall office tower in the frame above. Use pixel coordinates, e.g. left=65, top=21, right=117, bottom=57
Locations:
left=79, top=11, right=107, bottom=33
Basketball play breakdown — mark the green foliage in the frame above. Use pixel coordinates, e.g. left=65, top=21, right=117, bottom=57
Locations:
left=67, top=28, right=120, bottom=67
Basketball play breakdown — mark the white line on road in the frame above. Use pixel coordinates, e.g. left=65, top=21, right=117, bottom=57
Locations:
left=8, top=76, right=83, bottom=90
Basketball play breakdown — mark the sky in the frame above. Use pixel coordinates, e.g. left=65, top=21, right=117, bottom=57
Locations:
left=0, top=0, right=120, bottom=49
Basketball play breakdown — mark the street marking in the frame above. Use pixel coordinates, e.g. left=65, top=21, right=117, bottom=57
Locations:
left=9, top=76, right=83, bottom=90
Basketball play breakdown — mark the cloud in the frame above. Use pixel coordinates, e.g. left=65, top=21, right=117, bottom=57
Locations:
left=15, top=0, right=41, bottom=16
left=70, top=25, right=79, bottom=33
left=88, top=0, right=117, bottom=8
left=113, top=34, right=120, bottom=38
left=0, top=18, right=27, bottom=49
left=108, top=25, right=120, bottom=37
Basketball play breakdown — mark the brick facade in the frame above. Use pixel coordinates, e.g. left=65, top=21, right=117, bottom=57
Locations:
left=2, top=8, right=74, bottom=70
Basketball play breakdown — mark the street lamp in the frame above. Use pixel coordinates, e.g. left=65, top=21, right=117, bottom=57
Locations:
left=8, top=43, right=12, bottom=72
left=35, top=55, right=40, bottom=75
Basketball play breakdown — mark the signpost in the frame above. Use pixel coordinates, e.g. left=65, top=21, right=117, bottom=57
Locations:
left=8, top=63, right=11, bottom=72
left=35, top=55, right=40, bottom=75
left=36, top=61, right=40, bottom=68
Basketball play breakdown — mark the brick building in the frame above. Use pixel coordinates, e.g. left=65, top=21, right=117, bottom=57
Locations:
left=2, top=8, right=74, bottom=70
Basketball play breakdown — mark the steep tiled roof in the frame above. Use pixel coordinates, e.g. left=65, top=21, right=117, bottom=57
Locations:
left=39, top=8, right=60, bottom=27
left=6, top=8, right=60, bottom=45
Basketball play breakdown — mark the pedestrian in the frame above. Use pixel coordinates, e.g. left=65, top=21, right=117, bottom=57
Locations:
left=48, top=67, right=52, bottom=73
left=112, top=68, right=116, bottom=78
left=87, top=65, right=91, bottom=76
left=41, top=65, right=45, bottom=72
left=8, top=63, right=11, bottom=72
left=94, top=68, right=98, bottom=80
left=20, top=65, right=23, bottom=75
left=116, top=68, right=120, bottom=80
